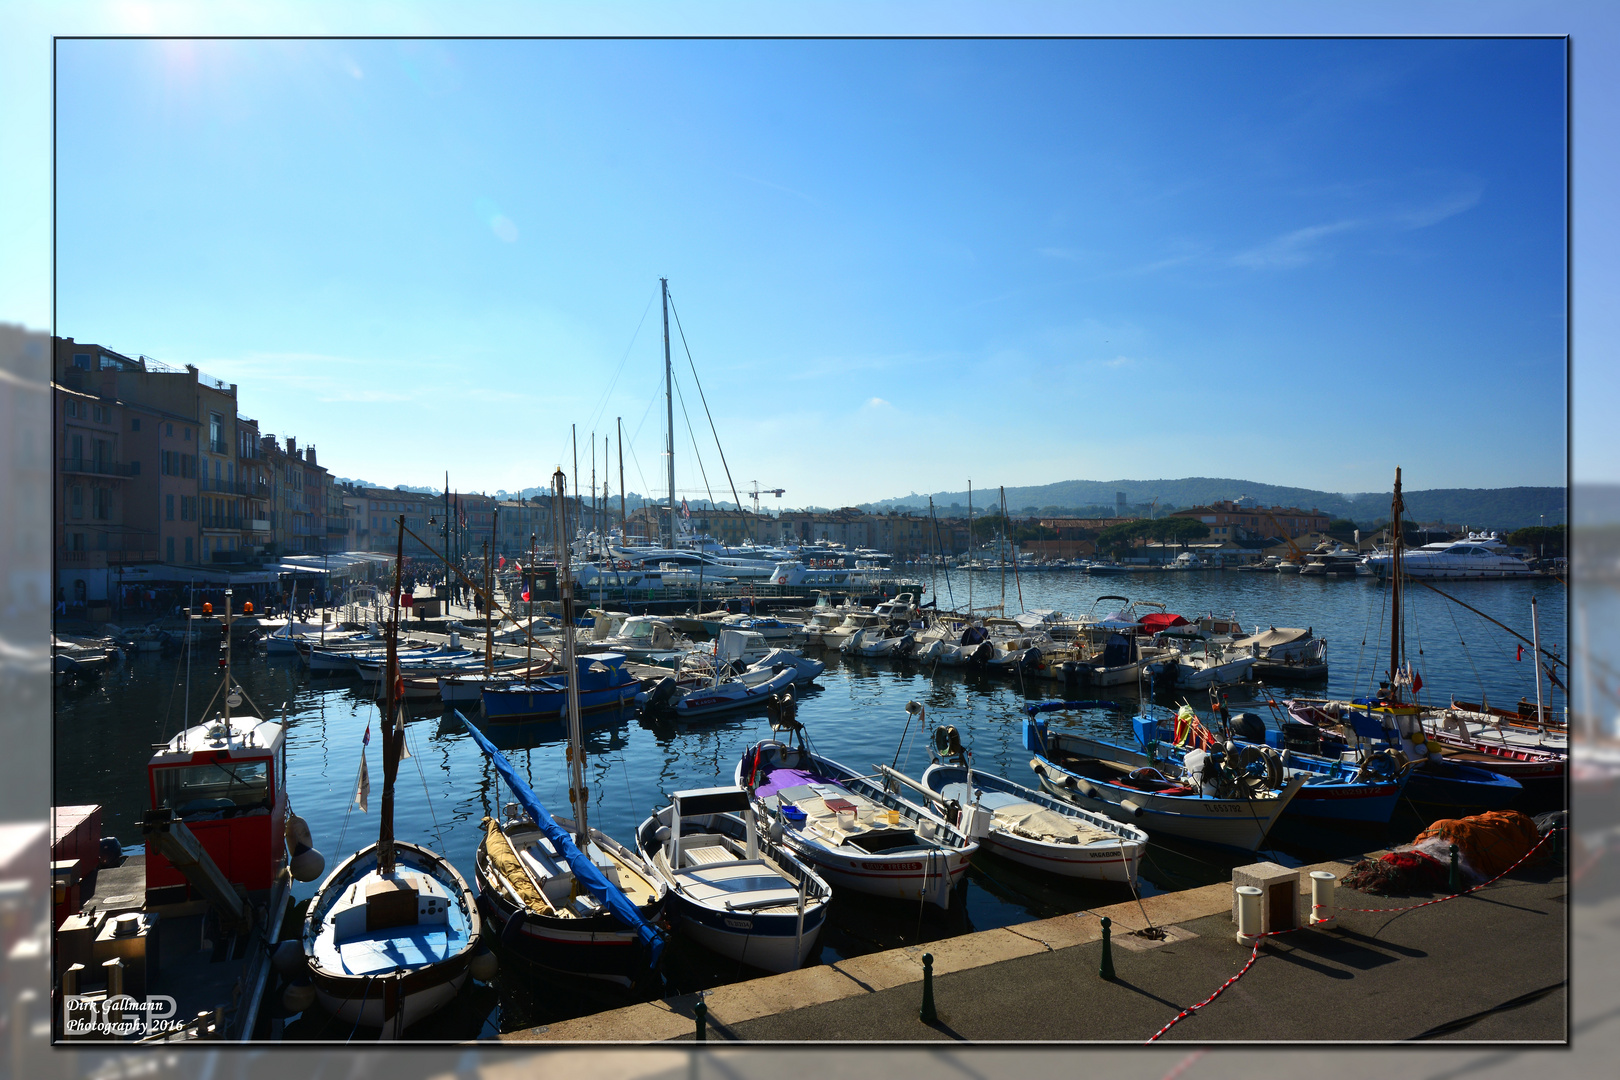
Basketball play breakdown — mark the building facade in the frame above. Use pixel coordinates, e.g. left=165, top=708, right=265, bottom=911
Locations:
left=1168, top=500, right=1331, bottom=542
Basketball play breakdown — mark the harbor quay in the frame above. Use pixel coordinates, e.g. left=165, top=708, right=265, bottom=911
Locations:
left=504, top=851, right=1567, bottom=1043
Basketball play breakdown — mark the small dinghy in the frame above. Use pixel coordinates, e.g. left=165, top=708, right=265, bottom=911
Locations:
left=636, top=786, right=831, bottom=973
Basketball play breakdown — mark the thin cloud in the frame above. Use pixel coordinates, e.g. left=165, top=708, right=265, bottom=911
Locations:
left=865, top=397, right=892, bottom=409
left=1395, top=181, right=1484, bottom=229
left=1231, top=219, right=1362, bottom=269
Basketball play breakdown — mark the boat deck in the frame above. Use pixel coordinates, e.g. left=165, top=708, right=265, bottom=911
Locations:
left=75, top=853, right=285, bottom=1040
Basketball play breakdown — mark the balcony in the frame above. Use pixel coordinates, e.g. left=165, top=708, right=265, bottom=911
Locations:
left=208, top=437, right=230, bottom=455
left=251, top=519, right=271, bottom=533
left=201, top=513, right=245, bottom=531
left=200, top=475, right=249, bottom=495
left=60, top=457, right=131, bottom=478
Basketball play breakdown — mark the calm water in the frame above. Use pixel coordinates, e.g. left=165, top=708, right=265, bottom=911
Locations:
left=54, top=568, right=1568, bottom=1037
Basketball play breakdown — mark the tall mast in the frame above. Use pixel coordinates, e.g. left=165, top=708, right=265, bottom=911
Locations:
left=1531, top=595, right=1547, bottom=732
left=483, top=539, right=493, bottom=677
left=572, top=425, right=579, bottom=544
left=617, top=416, right=626, bottom=544
left=591, top=434, right=597, bottom=555
left=378, top=514, right=405, bottom=877
left=663, top=277, right=676, bottom=548
left=554, top=468, right=588, bottom=847
left=967, top=480, right=974, bottom=613
left=1389, top=467, right=1404, bottom=702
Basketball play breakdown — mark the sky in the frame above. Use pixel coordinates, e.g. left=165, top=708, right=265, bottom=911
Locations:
left=3, top=4, right=1608, bottom=512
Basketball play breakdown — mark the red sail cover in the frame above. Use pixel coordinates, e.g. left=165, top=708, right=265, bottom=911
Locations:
left=1138, top=612, right=1188, bottom=635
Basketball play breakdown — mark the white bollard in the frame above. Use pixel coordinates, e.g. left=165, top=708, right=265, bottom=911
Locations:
left=1235, top=885, right=1263, bottom=946
left=1310, top=871, right=1338, bottom=927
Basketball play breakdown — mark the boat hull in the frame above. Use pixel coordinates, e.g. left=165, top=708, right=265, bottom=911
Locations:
left=304, top=841, right=481, bottom=1034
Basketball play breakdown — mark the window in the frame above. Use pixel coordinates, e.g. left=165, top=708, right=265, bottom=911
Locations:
left=166, top=537, right=174, bottom=562
left=72, top=353, right=91, bottom=370
left=65, top=400, right=77, bottom=418
left=184, top=537, right=193, bottom=562
left=93, top=488, right=110, bottom=520
left=184, top=427, right=191, bottom=441
left=181, top=496, right=196, bottom=521
left=69, top=485, right=83, bottom=519
left=166, top=422, right=173, bottom=436
left=69, top=532, right=84, bottom=552
left=93, top=405, right=109, bottom=423
left=166, top=494, right=175, bottom=521
left=131, top=417, right=141, bottom=431
left=129, top=460, right=140, bottom=475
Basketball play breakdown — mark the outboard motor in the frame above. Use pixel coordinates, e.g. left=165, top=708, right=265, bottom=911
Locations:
left=1231, top=711, right=1266, bottom=743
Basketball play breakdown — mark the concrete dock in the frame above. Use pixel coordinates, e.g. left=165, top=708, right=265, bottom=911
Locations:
left=501, top=852, right=1566, bottom=1043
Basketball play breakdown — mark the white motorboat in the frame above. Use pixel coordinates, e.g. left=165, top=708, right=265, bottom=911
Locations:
left=636, top=787, right=831, bottom=973
left=737, top=718, right=978, bottom=909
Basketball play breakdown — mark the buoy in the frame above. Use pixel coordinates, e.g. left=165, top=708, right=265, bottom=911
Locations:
left=290, top=846, right=325, bottom=882
left=243, top=601, right=254, bottom=614
left=202, top=602, right=213, bottom=615
left=281, top=978, right=316, bottom=1013
left=469, top=948, right=498, bottom=982
left=271, top=939, right=306, bottom=978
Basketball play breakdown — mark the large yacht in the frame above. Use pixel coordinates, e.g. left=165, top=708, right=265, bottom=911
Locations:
left=1362, top=532, right=1533, bottom=579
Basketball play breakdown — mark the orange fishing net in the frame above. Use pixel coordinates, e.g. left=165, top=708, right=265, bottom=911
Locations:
left=1415, top=810, right=1545, bottom=879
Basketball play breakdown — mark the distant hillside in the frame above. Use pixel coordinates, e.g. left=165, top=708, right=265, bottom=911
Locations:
left=863, top=477, right=1565, bottom=531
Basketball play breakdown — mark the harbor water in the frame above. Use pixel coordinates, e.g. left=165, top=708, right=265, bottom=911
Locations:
left=53, top=568, right=1567, bottom=1037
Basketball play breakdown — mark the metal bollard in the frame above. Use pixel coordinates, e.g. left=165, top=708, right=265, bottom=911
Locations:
left=693, top=999, right=707, bottom=1042
left=1099, top=916, right=1116, bottom=980
left=919, top=952, right=937, bottom=1023
left=1448, top=843, right=1461, bottom=893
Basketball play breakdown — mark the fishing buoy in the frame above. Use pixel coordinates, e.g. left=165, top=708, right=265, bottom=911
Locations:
left=469, top=947, right=499, bottom=983
left=271, top=939, right=306, bottom=978
left=281, top=978, right=316, bottom=1014
left=287, top=814, right=326, bottom=882
left=202, top=602, right=213, bottom=615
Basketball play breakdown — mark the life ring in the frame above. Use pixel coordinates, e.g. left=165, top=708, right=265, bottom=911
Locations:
left=618, top=560, right=631, bottom=570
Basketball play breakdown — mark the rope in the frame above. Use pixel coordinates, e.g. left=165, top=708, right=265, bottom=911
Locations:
left=667, top=292, right=744, bottom=519
left=1144, top=826, right=1562, bottom=1043
left=408, top=723, right=448, bottom=855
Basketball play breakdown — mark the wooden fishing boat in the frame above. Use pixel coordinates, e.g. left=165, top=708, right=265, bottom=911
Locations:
left=465, top=469, right=668, bottom=987
left=1023, top=704, right=1305, bottom=852
left=301, top=518, right=486, bottom=1036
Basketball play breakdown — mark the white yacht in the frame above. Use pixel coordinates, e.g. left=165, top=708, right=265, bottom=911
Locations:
left=1362, top=532, right=1533, bottom=579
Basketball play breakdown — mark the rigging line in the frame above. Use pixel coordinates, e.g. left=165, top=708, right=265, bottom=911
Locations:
left=666, top=291, right=745, bottom=517
left=408, top=721, right=448, bottom=855
left=583, top=288, right=659, bottom=439
left=1442, top=595, right=1488, bottom=704
left=670, top=373, right=717, bottom=509
left=1406, top=576, right=1567, bottom=668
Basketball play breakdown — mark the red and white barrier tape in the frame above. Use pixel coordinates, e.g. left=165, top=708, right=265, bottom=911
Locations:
left=1144, top=827, right=1562, bottom=1042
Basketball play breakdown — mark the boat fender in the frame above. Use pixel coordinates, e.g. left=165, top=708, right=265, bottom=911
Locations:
left=281, top=977, right=316, bottom=1014
left=1030, top=758, right=1047, bottom=777
left=290, top=845, right=326, bottom=883
left=1073, top=778, right=1097, bottom=798
left=1119, top=798, right=1145, bottom=818
left=271, top=939, right=307, bottom=978
left=468, top=947, right=499, bottom=983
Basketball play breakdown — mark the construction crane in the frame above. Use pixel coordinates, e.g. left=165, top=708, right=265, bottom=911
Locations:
left=1257, top=508, right=1307, bottom=565
left=747, top=481, right=786, bottom=516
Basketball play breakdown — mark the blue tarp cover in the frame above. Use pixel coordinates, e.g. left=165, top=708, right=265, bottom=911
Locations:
left=456, top=710, right=664, bottom=966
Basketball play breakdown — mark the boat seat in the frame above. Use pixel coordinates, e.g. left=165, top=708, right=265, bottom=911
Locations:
left=682, top=843, right=740, bottom=869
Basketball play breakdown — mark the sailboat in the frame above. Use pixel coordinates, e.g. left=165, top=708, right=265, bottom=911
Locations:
left=1284, top=468, right=1521, bottom=813
left=300, top=516, right=488, bottom=1036
left=466, top=468, right=668, bottom=986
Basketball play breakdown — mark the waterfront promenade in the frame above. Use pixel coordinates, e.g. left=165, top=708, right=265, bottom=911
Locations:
left=504, top=852, right=1567, bottom=1043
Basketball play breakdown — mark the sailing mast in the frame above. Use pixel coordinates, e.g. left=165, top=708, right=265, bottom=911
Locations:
left=967, top=481, right=974, bottom=613
left=663, top=278, right=676, bottom=548
left=617, top=417, right=626, bottom=546
left=377, top=515, right=406, bottom=877
left=1388, top=467, right=1404, bottom=703
left=554, top=468, right=589, bottom=848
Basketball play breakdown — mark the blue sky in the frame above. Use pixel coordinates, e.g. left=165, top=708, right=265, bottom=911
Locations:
left=4, top=5, right=1603, bottom=510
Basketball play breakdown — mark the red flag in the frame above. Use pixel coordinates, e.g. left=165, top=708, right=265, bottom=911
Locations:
left=521, top=591, right=531, bottom=602
left=1411, top=669, right=1423, bottom=693
left=1516, top=644, right=1524, bottom=661
left=401, top=592, right=413, bottom=607
left=498, top=555, right=506, bottom=569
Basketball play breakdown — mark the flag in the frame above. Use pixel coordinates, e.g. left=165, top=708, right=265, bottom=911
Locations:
left=498, top=555, right=506, bottom=569
left=355, top=726, right=371, bottom=812
left=397, top=704, right=411, bottom=760
left=682, top=498, right=690, bottom=520
left=521, top=591, right=530, bottom=602
left=1411, top=669, right=1423, bottom=694
left=401, top=592, right=414, bottom=608
left=1516, top=644, right=1524, bottom=661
